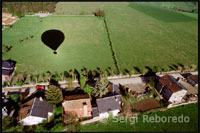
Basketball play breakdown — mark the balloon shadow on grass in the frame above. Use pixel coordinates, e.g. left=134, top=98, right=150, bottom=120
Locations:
left=41, top=29, right=65, bottom=54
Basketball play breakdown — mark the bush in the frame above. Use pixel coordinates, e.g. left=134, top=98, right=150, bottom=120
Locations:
left=15, top=11, right=25, bottom=18
left=93, top=9, right=105, bottom=17
left=16, top=81, right=23, bottom=86
left=55, top=106, right=63, bottom=116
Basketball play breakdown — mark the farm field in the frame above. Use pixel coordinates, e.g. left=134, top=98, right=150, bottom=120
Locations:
left=2, top=2, right=198, bottom=75
left=2, top=16, right=116, bottom=74
left=54, top=2, right=129, bottom=15
left=80, top=103, right=198, bottom=132
left=104, top=3, right=198, bottom=73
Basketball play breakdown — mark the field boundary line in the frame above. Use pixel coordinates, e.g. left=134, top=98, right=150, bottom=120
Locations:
left=103, top=17, right=121, bottom=74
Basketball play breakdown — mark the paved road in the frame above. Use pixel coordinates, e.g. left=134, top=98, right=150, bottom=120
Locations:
left=2, top=71, right=198, bottom=96
left=110, top=71, right=198, bottom=85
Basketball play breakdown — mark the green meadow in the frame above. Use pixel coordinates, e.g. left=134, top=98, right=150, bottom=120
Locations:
left=3, top=16, right=116, bottom=73
left=2, top=2, right=198, bottom=74
left=104, top=3, right=198, bottom=73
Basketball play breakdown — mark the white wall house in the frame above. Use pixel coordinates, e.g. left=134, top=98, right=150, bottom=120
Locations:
left=157, top=75, right=187, bottom=104
left=95, top=94, right=122, bottom=119
left=99, top=109, right=120, bottom=119
left=18, top=97, right=53, bottom=126
left=168, top=89, right=187, bottom=103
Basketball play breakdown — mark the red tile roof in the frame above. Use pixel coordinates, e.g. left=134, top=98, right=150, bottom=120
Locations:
left=159, top=75, right=182, bottom=93
left=3, top=17, right=17, bottom=25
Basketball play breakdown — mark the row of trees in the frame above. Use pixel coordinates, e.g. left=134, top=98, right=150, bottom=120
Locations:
left=3, top=63, right=197, bottom=87
left=2, top=2, right=57, bottom=17
left=3, top=67, right=115, bottom=87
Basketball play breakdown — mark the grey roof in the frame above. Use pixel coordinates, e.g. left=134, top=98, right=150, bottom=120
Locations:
left=2, top=60, right=16, bottom=68
left=2, top=69, right=14, bottom=75
left=92, top=107, right=99, bottom=117
left=30, top=98, right=53, bottom=118
left=96, top=95, right=121, bottom=114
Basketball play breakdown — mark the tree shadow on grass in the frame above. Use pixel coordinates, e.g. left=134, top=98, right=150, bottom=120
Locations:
left=133, top=66, right=141, bottom=74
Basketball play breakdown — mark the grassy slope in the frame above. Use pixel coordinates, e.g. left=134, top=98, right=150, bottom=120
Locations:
left=81, top=103, right=198, bottom=132
left=3, top=16, right=116, bottom=74
left=104, top=3, right=198, bottom=73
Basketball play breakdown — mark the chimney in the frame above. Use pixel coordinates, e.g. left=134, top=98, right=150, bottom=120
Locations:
left=39, top=97, right=43, bottom=101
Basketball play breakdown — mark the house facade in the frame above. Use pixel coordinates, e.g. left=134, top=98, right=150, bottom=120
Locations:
left=157, top=75, right=187, bottom=104
left=18, top=97, right=53, bottom=125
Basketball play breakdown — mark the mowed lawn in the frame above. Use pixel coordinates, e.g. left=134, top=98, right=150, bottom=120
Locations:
left=3, top=16, right=116, bottom=73
left=104, top=3, right=198, bottom=73
left=81, top=103, right=198, bottom=132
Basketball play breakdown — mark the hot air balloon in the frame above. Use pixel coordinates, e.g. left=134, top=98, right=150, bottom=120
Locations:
left=41, top=29, right=65, bottom=54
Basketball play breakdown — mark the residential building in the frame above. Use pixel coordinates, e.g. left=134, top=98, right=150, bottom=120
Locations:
left=18, top=97, right=53, bottom=125
left=96, top=94, right=121, bottom=118
left=156, top=75, right=187, bottom=104
left=187, top=75, right=198, bottom=88
left=2, top=12, right=18, bottom=25
left=2, top=60, right=16, bottom=82
left=62, top=94, right=92, bottom=118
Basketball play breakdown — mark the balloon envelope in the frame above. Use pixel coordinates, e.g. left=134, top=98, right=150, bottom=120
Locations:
left=41, top=29, right=65, bottom=52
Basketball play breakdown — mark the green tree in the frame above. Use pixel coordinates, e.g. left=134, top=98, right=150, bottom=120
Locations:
left=190, top=64, right=197, bottom=72
left=83, top=85, right=92, bottom=97
left=66, top=77, right=74, bottom=91
left=91, top=74, right=109, bottom=98
left=178, top=66, right=183, bottom=72
left=80, top=74, right=87, bottom=90
left=183, top=65, right=189, bottom=72
left=2, top=116, right=15, bottom=131
left=45, top=85, right=63, bottom=105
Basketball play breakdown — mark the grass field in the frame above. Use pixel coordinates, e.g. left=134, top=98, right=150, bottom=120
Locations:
left=3, top=16, right=116, bottom=74
left=2, top=2, right=198, bottom=75
left=104, top=3, right=198, bottom=73
left=80, top=103, right=198, bottom=132
left=54, top=2, right=128, bottom=15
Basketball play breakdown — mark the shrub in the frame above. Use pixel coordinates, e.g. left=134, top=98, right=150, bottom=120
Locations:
left=190, top=64, right=197, bottom=71
left=93, top=9, right=105, bottom=17
left=16, top=81, right=23, bottom=86
left=83, top=85, right=92, bottom=97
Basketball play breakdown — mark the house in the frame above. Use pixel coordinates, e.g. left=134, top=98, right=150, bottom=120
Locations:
left=62, top=94, right=92, bottom=118
left=91, top=82, right=122, bottom=119
left=95, top=94, right=122, bottom=118
left=2, top=12, right=18, bottom=25
left=156, top=75, right=187, bottom=104
left=2, top=60, right=16, bottom=82
left=18, top=97, right=53, bottom=125
left=187, top=75, right=198, bottom=87
left=2, top=13, right=12, bottom=21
